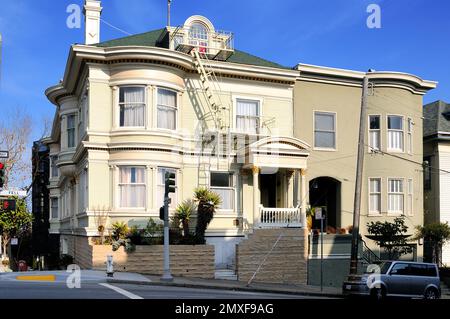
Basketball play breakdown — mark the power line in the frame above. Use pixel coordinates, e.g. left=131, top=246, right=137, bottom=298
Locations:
left=100, top=18, right=132, bottom=36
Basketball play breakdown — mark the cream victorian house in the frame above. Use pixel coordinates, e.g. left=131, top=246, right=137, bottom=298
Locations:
left=45, top=1, right=310, bottom=274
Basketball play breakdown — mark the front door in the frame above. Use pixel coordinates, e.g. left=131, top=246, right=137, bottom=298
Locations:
left=260, top=173, right=276, bottom=207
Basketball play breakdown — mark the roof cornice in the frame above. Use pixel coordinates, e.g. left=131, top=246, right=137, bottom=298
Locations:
left=296, top=63, right=437, bottom=94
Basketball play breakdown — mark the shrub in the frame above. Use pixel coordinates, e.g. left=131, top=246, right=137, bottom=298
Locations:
left=175, top=199, right=196, bottom=237
left=111, top=221, right=129, bottom=240
left=193, top=187, right=221, bottom=244
left=112, top=238, right=135, bottom=253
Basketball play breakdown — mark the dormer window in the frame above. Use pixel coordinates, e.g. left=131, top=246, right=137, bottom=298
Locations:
left=189, top=22, right=208, bottom=53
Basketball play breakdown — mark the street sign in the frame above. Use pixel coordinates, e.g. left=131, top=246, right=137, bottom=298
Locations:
left=11, top=238, right=18, bottom=246
left=0, top=189, right=27, bottom=197
left=0, top=151, right=8, bottom=158
left=315, top=207, right=324, bottom=220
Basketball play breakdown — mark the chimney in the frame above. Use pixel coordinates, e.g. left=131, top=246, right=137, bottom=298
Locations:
left=83, top=0, right=102, bottom=45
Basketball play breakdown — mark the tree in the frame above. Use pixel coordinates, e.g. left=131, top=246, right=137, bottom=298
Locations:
left=0, top=107, right=32, bottom=189
left=175, top=199, right=196, bottom=237
left=193, top=187, right=221, bottom=244
left=414, top=222, right=450, bottom=266
left=367, top=217, right=413, bottom=260
left=0, top=197, right=33, bottom=262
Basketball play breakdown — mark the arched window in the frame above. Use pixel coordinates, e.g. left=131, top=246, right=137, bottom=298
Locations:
left=189, top=22, right=208, bottom=53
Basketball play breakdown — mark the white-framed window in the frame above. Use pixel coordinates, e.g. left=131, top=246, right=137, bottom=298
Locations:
left=50, top=155, right=58, bottom=178
left=119, top=86, right=146, bottom=127
left=51, top=197, right=58, bottom=220
left=387, top=115, right=404, bottom=152
left=157, top=88, right=177, bottom=130
left=78, top=94, right=88, bottom=141
left=236, top=99, right=260, bottom=134
left=157, top=168, right=177, bottom=209
left=407, top=117, right=413, bottom=154
left=118, top=166, right=146, bottom=208
left=407, top=178, right=413, bottom=216
left=369, top=178, right=381, bottom=214
left=369, top=115, right=381, bottom=151
left=78, top=169, right=88, bottom=213
left=189, top=22, right=209, bottom=53
left=67, top=114, right=76, bottom=148
left=210, top=172, right=235, bottom=210
left=388, top=178, right=404, bottom=214
left=314, top=111, right=336, bottom=149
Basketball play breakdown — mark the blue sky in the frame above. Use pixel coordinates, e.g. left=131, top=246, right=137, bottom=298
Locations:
left=0, top=0, right=449, bottom=149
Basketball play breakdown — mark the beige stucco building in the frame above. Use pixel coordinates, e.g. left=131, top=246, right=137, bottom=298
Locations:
left=294, top=65, right=436, bottom=259
left=44, top=1, right=437, bottom=278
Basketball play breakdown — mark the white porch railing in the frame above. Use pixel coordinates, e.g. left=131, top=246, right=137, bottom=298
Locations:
left=258, top=205, right=305, bottom=228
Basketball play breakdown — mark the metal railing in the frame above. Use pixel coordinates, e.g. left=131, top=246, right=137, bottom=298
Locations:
left=361, top=239, right=381, bottom=264
left=259, top=205, right=304, bottom=228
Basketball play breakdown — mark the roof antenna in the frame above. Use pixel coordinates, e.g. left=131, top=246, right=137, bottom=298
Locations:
left=167, top=0, right=172, bottom=27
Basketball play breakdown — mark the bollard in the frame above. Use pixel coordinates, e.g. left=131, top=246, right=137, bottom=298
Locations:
left=106, top=255, right=114, bottom=277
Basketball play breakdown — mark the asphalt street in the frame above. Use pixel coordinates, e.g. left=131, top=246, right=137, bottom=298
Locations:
left=0, top=271, right=325, bottom=299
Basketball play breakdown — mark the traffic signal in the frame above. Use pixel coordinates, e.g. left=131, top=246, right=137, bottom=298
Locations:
left=164, top=171, right=176, bottom=194
left=159, top=206, right=165, bottom=221
left=0, top=162, right=5, bottom=188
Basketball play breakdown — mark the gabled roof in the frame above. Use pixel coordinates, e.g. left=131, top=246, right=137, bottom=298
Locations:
left=423, top=100, right=450, bottom=138
left=95, top=28, right=289, bottom=70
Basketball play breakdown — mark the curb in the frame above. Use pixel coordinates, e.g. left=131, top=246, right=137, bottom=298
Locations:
left=106, top=278, right=343, bottom=298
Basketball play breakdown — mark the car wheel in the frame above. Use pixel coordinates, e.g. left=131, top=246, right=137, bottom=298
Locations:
left=424, top=288, right=439, bottom=300
left=370, top=287, right=386, bottom=301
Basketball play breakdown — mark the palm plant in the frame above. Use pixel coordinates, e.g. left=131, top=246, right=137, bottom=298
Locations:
left=176, top=199, right=196, bottom=237
left=193, top=187, right=221, bottom=244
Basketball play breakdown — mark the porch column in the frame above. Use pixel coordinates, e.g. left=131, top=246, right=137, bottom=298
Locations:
left=300, top=169, right=308, bottom=227
left=252, top=166, right=260, bottom=227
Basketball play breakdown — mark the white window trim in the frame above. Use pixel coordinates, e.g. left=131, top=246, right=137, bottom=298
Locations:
left=50, top=196, right=59, bottom=221
left=210, top=171, right=236, bottom=213
left=387, top=177, right=405, bottom=216
left=407, top=178, right=413, bottom=216
left=368, top=177, right=382, bottom=216
left=155, top=87, right=179, bottom=131
left=313, top=110, right=337, bottom=151
left=49, top=154, right=59, bottom=179
left=407, top=117, right=413, bottom=155
left=117, top=165, right=147, bottom=210
left=368, top=114, right=381, bottom=153
left=232, top=95, right=264, bottom=135
left=387, top=114, right=405, bottom=153
left=67, top=114, right=77, bottom=149
left=114, top=85, right=148, bottom=130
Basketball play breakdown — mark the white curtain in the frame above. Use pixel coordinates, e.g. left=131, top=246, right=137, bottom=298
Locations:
left=120, top=87, right=145, bottom=127
left=369, top=131, right=380, bottom=150
left=157, top=89, right=177, bottom=130
left=236, top=100, right=259, bottom=133
left=388, top=179, right=404, bottom=213
left=119, top=167, right=145, bottom=208
left=369, top=179, right=381, bottom=213
left=388, top=131, right=403, bottom=150
left=51, top=198, right=58, bottom=219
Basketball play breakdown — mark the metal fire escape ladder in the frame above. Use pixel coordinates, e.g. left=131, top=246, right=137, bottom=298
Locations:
left=192, top=49, right=232, bottom=183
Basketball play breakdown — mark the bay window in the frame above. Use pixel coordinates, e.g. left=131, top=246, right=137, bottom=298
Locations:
left=157, top=88, right=177, bottom=130
left=67, top=115, right=76, bottom=148
left=210, top=172, right=234, bottom=210
left=387, top=115, right=404, bottom=152
left=118, top=166, right=146, bottom=208
left=51, top=197, right=59, bottom=220
left=119, top=86, right=146, bottom=127
left=236, top=99, right=260, bottom=134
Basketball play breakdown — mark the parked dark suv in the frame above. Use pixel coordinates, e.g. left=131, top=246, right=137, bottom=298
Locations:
left=343, top=261, right=441, bottom=300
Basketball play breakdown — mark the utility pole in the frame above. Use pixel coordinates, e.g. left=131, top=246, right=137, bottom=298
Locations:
left=349, top=75, right=369, bottom=275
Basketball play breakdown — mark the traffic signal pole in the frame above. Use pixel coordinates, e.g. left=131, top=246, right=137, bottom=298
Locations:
left=161, top=171, right=175, bottom=282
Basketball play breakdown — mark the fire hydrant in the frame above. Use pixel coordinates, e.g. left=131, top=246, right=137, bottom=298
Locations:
left=106, top=255, right=114, bottom=277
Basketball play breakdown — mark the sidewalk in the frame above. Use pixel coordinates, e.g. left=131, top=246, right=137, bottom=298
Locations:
left=107, top=273, right=342, bottom=298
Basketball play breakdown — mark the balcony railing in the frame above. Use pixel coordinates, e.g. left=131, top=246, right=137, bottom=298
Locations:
left=259, top=205, right=304, bottom=228
left=170, top=27, right=234, bottom=61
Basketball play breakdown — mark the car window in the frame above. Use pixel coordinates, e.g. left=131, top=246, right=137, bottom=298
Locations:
left=379, top=261, right=392, bottom=274
left=389, top=263, right=410, bottom=275
left=409, top=264, right=424, bottom=276
left=425, top=265, right=437, bottom=277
